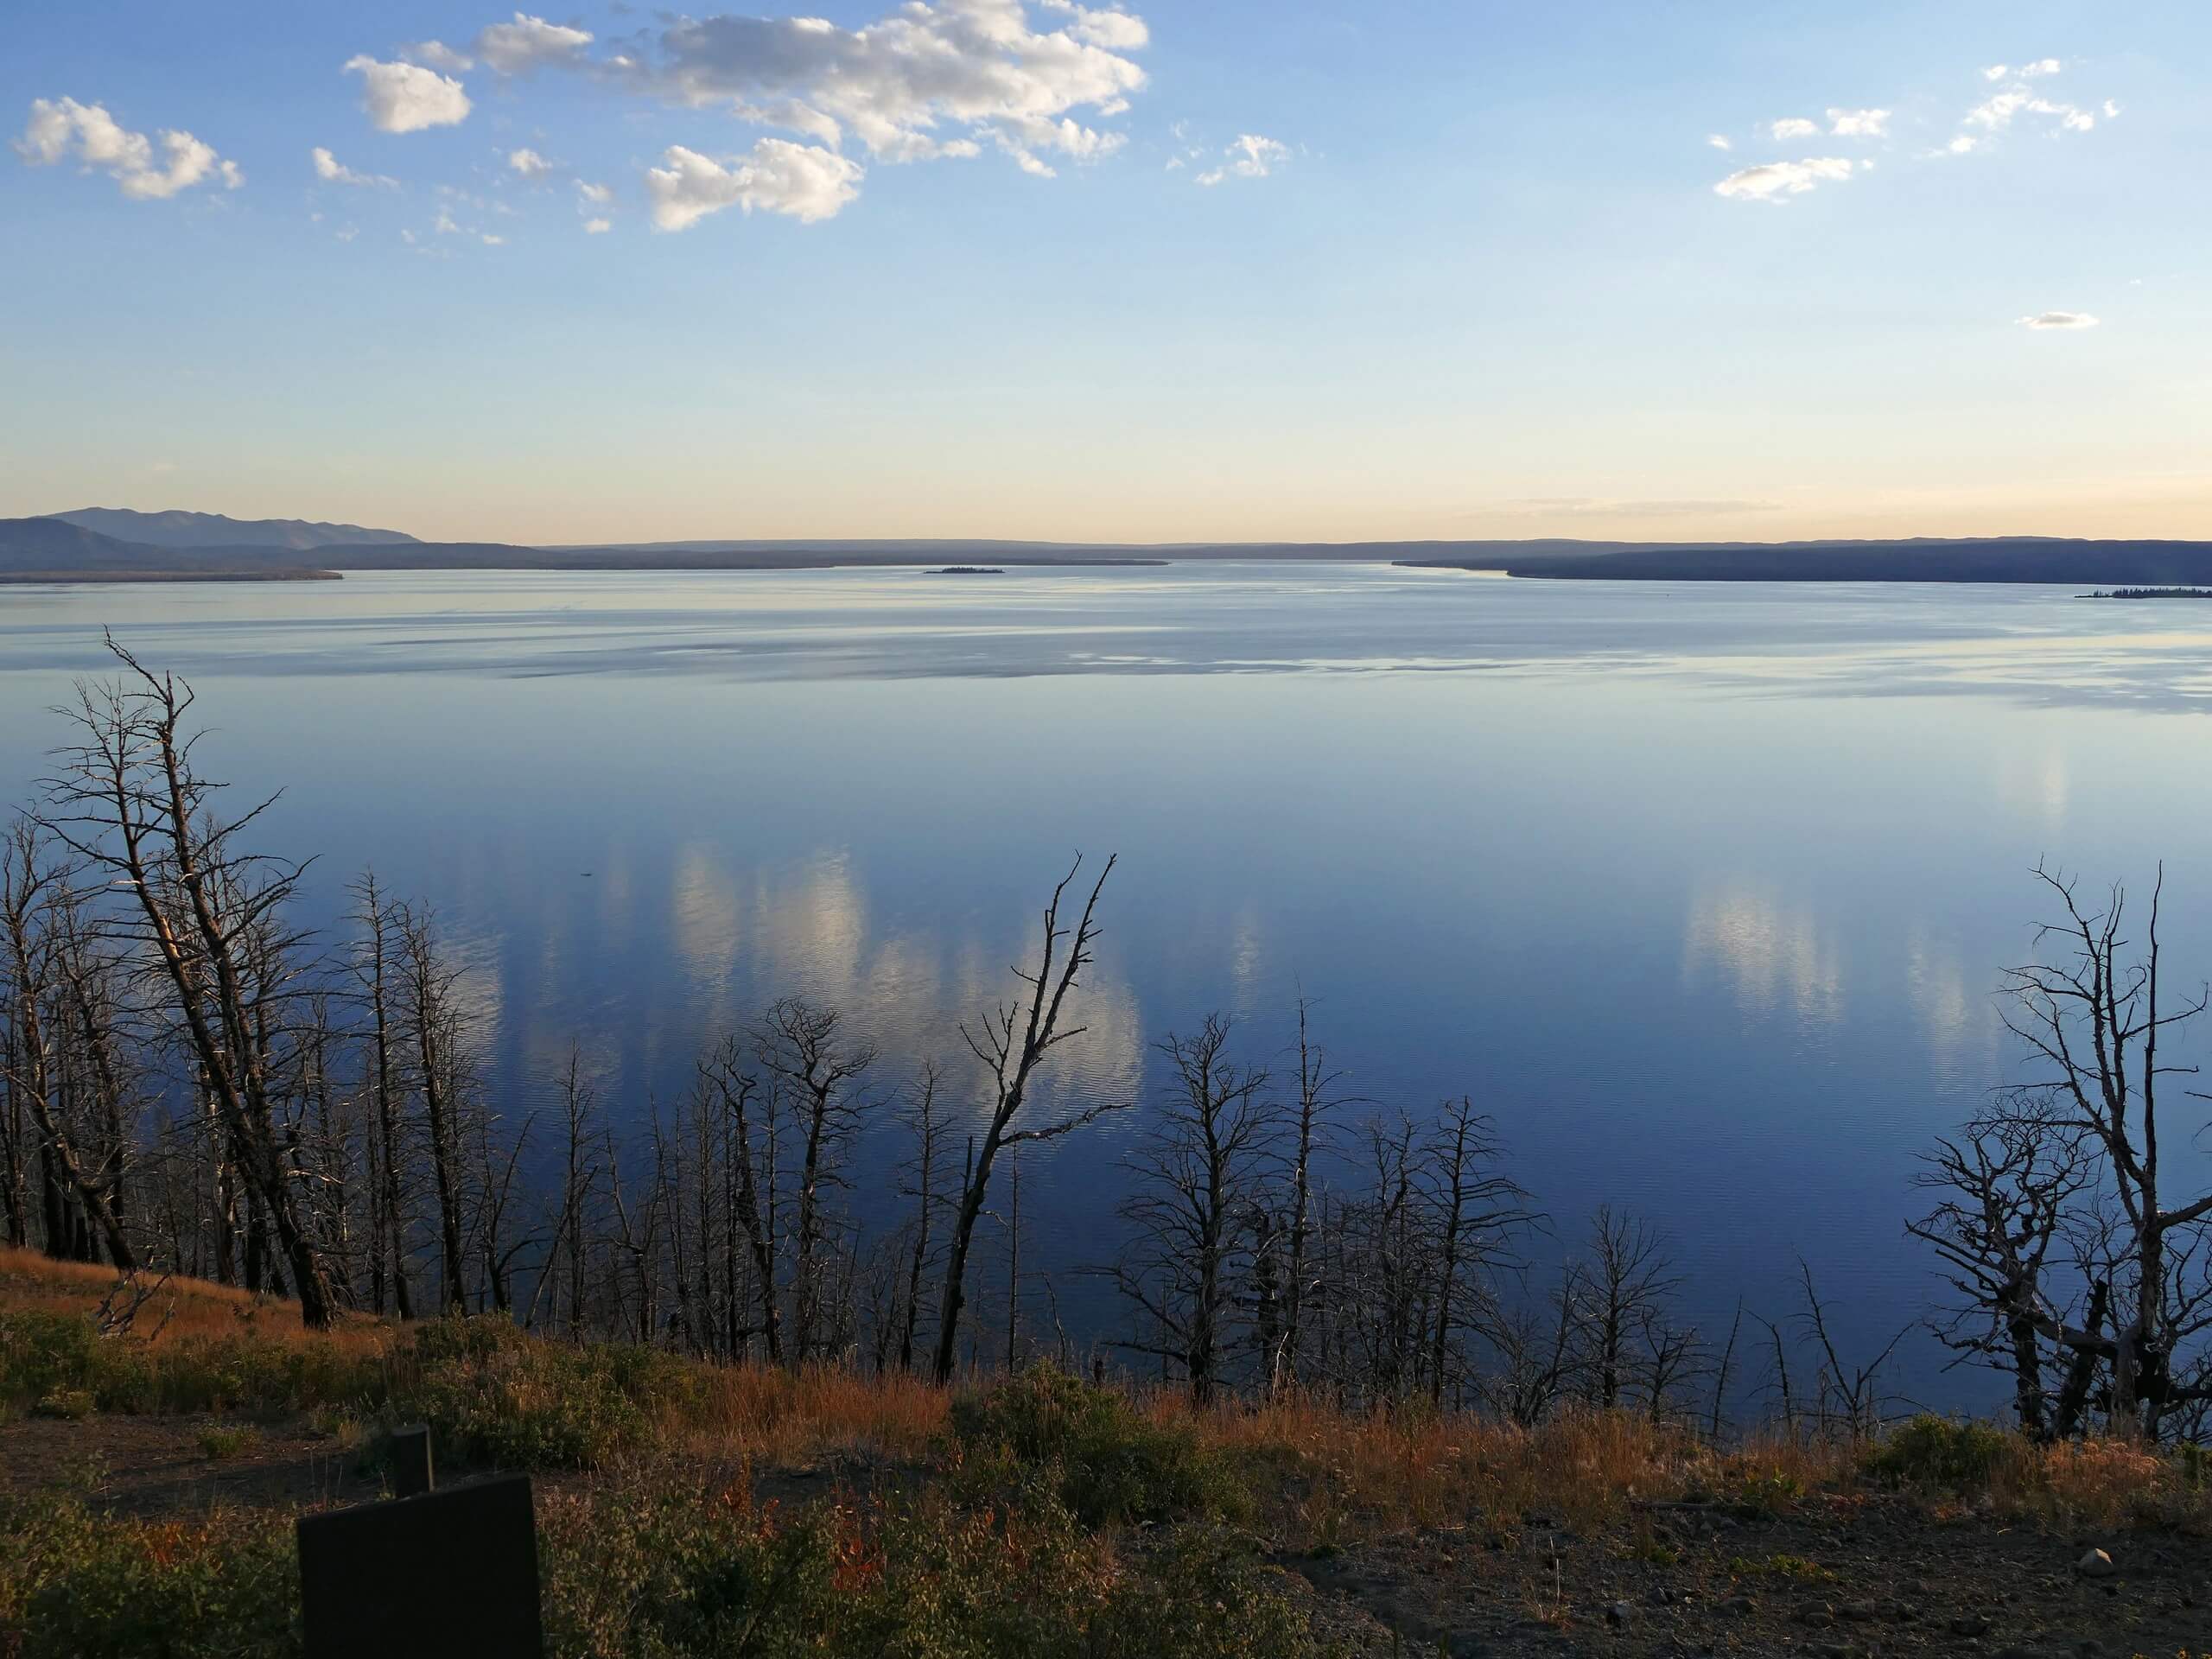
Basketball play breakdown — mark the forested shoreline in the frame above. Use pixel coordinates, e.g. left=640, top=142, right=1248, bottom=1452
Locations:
left=5, top=645, right=2210, bottom=1444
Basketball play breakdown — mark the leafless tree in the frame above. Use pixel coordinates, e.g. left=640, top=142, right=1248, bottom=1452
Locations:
left=35, top=644, right=338, bottom=1324
left=754, top=997, right=874, bottom=1365
left=931, top=855, right=1123, bottom=1384
left=1907, top=1109, right=2088, bottom=1438
left=1420, top=1096, right=1533, bottom=1408
left=1937, top=866, right=2212, bottom=1437
left=1106, top=1014, right=1274, bottom=1404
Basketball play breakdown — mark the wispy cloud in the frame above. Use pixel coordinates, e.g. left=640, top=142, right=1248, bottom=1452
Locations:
left=1714, top=156, right=1859, bottom=203
left=1196, top=133, right=1288, bottom=186
left=2018, top=310, right=2099, bottom=330
left=312, top=145, right=396, bottom=188
left=1769, top=117, right=1820, bottom=141
left=1827, top=107, right=1889, bottom=137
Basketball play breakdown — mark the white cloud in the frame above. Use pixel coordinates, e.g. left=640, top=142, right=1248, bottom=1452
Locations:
left=480, top=232, right=505, bottom=245
left=1713, top=156, right=1859, bottom=202
left=1707, top=133, right=1732, bottom=151
left=405, top=41, right=475, bottom=73
left=1947, top=133, right=1978, bottom=154
left=1038, top=0, right=1148, bottom=48
left=1195, top=132, right=1287, bottom=186
left=475, top=12, right=593, bottom=75
left=312, top=144, right=395, bottom=187
left=16, top=97, right=241, bottom=199
left=507, top=146, right=556, bottom=177
left=575, top=178, right=611, bottom=204
left=1769, top=117, right=1821, bottom=140
left=1961, top=59, right=2101, bottom=145
left=644, top=139, right=864, bottom=228
left=583, top=216, right=611, bottom=233
left=2018, top=310, right=2099, bottom=330
left=622, top=0, right=1148, bottom=181
left=2103, top=99, right=2121, bottom=119
left=345, top=56, right=472, bottom=132
left=1827, top=106, right=1889, bottom=137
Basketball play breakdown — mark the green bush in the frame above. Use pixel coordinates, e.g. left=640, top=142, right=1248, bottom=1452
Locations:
left=542, top=1465, right=1327, bottom=1659
left=389, top=1318, right=695, bottom=1472
left=0, top=1494, right=299, bottom=1659
left=949, top=1364, right=1253, bottom=1528
left=1866, top=1414, right=2011, bottom=1489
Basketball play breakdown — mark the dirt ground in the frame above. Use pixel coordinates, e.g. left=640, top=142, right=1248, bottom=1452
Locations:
left=5, top=1414, right=2208, bottom=1658
left=1281, top=1491, right=2210, bottom=1658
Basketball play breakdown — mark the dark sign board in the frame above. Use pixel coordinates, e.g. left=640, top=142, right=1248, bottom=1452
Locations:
left=296, top=1474, right=543, bottom=1658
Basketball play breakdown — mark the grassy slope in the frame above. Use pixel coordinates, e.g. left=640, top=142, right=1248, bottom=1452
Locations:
left=2, top=1251, right=2208, bottom=1658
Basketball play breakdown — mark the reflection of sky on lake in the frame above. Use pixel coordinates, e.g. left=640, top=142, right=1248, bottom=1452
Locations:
left=3, top=563, right=2210, bottom=1407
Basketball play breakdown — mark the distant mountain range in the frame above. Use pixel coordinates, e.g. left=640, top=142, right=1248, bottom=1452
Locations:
left=50, top=507, right=419, bottom=550
left=7, top=510, right=2212, bottom=586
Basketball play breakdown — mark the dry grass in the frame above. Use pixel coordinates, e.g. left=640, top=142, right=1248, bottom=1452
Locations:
left=679, top=1362, right=949, bottom=1468
left=4, top=1249, right=2207, bottom=1539
left=0, top=1247, right=392, bottom=1363
left=1196, top=1392, right=1854, bottom=1544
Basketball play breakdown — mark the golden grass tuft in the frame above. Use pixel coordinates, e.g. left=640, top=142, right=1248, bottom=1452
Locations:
left=0, top=1246, right=392, bottom=1363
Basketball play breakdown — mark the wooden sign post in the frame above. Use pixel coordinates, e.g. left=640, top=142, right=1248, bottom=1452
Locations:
left=297, top=1473, right=543, bottom=1658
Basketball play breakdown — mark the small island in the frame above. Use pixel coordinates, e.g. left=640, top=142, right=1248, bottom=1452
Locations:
left=925, top=565, right=1007, bottom=575
left=2081, top=587, right=2212, bottom=600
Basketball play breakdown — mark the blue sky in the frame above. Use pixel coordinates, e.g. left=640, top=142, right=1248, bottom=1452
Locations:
left=3, top=1, right=2207, bottom=543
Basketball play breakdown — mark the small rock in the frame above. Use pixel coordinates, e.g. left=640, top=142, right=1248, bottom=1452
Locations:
left=1605, top=1600, right=1631, bottom=1627
left=1949, top=1612, right=1992, bottom=1637
left=2075, top=1548, right=2116, bottom=1579
left=1719, top=1593, right=1755, bottom=1616
left=1836, top=1600, right=1878, bottom=1623
left=1792, top=1602, right=1835, bottom=1627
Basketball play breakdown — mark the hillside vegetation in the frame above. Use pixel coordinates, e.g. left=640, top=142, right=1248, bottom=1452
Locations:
left=2, top=1251, right=2209, bottom=1659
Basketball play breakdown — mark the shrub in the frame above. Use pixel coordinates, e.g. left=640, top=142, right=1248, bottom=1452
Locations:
left=541, top=1464, right=1327, bottom=1659
left=1866, top=1415, right=2010, bottom=1490
left=0, top=1494, right=299, bottom=1659
left=196, top=1425, right=262, bottom=1459
left=388, top=1318, right=696, bottom=1472
left=949, top=1364, right=1253, bottom=1528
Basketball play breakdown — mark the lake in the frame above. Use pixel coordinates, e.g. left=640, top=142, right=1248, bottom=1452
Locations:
left=3, top=563, right=2209, bottom=1408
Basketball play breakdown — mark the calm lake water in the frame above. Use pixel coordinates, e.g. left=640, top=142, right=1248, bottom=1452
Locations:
left=4, top=563, right=2210, bottom=1407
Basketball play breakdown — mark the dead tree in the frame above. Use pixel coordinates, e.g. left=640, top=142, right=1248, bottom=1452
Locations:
left=0, top=823, right=137, bottom=1269
left=701, top=1036, right=779, bottom=1361
left=1907, top=1110, right=2086, bottom=1438
left=396, top=905, right=471, bottom=1313
left=1573, top=1205, right=1684, bottom=1411
left=35, top=645, right=338, bottom=1325
left=932, top=855, right=1123, bottom=1384
left=1419, top=1097, right=1532, bottom=1408
left=754, top=997, right=874, bottom=1365
left=349, top=873, right=414, bottom=1319
left=1106, top=1015, right=1274, bottom=1404
left=893, top=1063, right=945, bottom=1372
left=1975, top=866, right=2212, bottom=1437
left=1276, top=998, right=1349, bottom=1395
left=1794, top=1261, right=1909, bottom=1440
